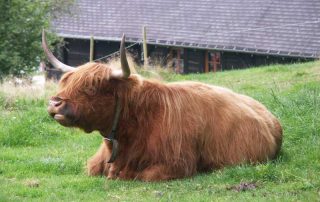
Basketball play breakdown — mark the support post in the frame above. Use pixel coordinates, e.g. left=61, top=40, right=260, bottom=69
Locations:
left=177, top=49, right=181, bottom=73
left=204, top=50, right=209, bottom=73
left=142, top=26, right=148, bottom=67
left=90, top=35, right=94, bottom=62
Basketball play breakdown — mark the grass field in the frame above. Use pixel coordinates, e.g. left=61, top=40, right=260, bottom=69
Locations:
left=1, top=61, right=320, bottom=201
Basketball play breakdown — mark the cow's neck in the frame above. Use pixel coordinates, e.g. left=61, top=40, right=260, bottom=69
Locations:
left=101, top=95, right=121, bottom=163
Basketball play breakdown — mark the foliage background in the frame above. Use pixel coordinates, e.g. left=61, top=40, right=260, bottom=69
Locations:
left=0, top=0, right=73, bottom=77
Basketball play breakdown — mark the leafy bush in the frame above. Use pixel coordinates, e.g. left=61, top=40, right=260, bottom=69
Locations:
left=0, top=0, right=73, bottom=77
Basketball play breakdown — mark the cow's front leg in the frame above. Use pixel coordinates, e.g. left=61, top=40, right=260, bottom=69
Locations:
left=87, top=140, right=111, bottom=176
left=137, top=165, right=178, bottom=182
left=106, top=163, right=121, bottom=179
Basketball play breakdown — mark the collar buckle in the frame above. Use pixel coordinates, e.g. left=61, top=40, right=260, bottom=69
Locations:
left=103, top=95, right=121, bottom=163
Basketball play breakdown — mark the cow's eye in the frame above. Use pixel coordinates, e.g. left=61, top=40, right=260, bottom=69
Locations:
left=83, top=87, right=97, bottom=96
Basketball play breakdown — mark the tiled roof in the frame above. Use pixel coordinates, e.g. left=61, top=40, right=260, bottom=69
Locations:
left=52, top=0, right=320, bottom=58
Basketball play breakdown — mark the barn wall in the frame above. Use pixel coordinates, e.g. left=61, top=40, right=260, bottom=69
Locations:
left=63, top=38, right=142, bottom=66
left=63, top=38, right=90, bottom=66
left=220, top=52, right=312, bottom=70
left=58, top=38, right=313, bottom=75
left=93, top=40, right=120, bottom=61
left=148, top=46, right=170, bottom=66
left=184, top=49, right=205, bottom=73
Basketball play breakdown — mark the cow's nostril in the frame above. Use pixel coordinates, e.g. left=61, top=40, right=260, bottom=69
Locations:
left=49, top=99, right=62, bottom=107
left=54, top=100, right=62, bottom=107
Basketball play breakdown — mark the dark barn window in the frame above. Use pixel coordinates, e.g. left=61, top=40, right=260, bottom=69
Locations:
left=94, top=41, right=119, bottom=61
left=64, top=39, right=90, bottom=66
left=168, top=48, right=184, bottom=73
left=208, top=51, right=221, bottom=72
left=184, top=49, right=205, bottom=73
left=148, top=46, right=170, bottom=66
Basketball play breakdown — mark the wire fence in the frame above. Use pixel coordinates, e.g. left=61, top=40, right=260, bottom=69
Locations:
left=93, top=42, right=140, bottom=62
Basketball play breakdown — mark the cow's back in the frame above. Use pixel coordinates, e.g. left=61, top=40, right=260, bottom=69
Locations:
left=166, top=81, right=282, bottom=170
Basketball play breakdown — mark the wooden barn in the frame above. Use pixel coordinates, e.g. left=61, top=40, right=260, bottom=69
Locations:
left=51, top=0, right=320, bottom=74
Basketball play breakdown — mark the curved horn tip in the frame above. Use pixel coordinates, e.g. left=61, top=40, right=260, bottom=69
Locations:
left=120, top=34, right=130, bottom=78
left=41, top=30, right=75, bottom=72
left=120, top=34, right=126, bottom=49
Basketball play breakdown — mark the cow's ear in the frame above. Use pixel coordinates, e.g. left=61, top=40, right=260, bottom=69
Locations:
left=111, top=34, right=131, bottom=79
left=110, top=69, right=125, bottom=79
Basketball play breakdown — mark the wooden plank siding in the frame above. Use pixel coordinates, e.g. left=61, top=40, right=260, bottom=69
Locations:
left=54, top=38, right=313, bottom=78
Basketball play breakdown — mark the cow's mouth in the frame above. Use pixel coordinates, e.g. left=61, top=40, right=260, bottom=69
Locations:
left=47, top=98, right=76, bottom=127
left=51, top=113, right=74, bottom=127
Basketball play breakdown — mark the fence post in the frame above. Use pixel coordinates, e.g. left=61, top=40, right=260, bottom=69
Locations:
left=90, top=35, right=94, bottom=62
left=142, top=26, right=148, bottom=68
left=204, top=50, right=209, bottom=73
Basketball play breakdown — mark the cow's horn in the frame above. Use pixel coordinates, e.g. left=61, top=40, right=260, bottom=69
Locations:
left=42, top=30, right=75, bottom=72
left=112, top=34, right=131, bottom=79
left=120, top=34, right=130, bottom=78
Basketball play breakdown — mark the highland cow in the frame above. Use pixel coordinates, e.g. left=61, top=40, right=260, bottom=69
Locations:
left=43, top=31, right=282, bottom=181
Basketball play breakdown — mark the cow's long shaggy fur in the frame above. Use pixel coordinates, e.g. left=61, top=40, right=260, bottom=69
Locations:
left=54, top=62, right=282, bottom=181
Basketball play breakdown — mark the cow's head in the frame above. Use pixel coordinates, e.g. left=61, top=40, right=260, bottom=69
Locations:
left=43, top=31, right=131, bottom=133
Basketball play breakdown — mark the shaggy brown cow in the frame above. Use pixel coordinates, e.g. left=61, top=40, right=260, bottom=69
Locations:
left=43, top=31, right=282, bottom=181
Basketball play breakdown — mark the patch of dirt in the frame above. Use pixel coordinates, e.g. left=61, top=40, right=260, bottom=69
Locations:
left=227, top=182, right=258, bottom=192
left=153, top=190, right=164, bottom=198
left=24, top=179, right=40, bottom=188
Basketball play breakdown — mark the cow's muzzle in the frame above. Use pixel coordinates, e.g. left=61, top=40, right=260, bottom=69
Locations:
left=47, top=97, right=74, bottom=126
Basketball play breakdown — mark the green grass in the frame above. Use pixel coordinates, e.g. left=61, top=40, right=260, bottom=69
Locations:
left=1, top=61, right=320, bottom=201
